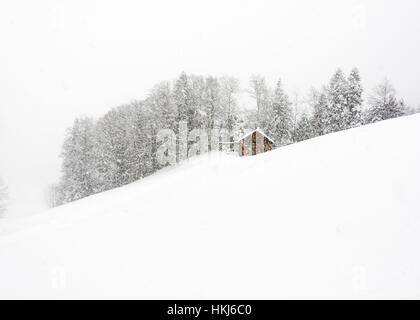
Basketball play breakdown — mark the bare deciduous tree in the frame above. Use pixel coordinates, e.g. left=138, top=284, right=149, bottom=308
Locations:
left=366, top=78, right=406, bottom=123
left=249, top=75, right=270, bottom=127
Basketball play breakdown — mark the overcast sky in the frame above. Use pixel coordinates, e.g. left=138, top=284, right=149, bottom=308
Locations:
left=1, top=0, right=419, bottom=217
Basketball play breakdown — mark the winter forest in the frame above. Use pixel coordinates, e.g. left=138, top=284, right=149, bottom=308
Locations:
left=49, top=68, right=419, bottom=207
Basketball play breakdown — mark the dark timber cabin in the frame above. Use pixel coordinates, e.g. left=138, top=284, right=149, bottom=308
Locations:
left=236, top=128, right=275, bottom=156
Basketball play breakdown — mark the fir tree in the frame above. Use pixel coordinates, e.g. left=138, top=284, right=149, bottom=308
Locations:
left=311, top=89, right=329, bottom=137
left=265, top=79, right=293, bottom=146
left=294, top=113, right=314, bottom=142
left=147, top=85, right=175, bottom=171
left=148, top=81, right=176, bottom=132
left=326, top=68, right=348, bottom=133
left=173, top=72, right=197, bottom=130
left=59, top=117, right=96, bottom=203
left=346, top=68, right=363, bottom=128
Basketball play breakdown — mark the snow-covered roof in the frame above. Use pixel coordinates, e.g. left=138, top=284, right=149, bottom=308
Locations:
left=235, top=128, right=275, bottom=143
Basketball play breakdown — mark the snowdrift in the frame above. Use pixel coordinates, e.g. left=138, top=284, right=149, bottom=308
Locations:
left=1, top=114, right=420, bottom=299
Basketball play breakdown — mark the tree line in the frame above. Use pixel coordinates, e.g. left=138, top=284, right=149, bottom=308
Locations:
left=51, top=69, right=418, bottom=207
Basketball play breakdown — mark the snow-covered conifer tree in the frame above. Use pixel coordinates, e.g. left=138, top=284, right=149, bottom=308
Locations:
left=265, top=79, right=293, bottom=146
left=346, top=68, right=363, bottom=128
left=147, top=83, right=176, bottom=170
left=129, top=101, right=155, bottom=178
left=94, top=104, right=151, bottom=192
left=294, top=113, right=314, bottom=142
left=148, top=81, right=176, bottom=132
left=311, top=89, right=329, bottom=137
left=326, top=68, right=348, bottom=133
left=174, top=72, right=197, bottom=129
left=58, top=117, right=96, bottom=203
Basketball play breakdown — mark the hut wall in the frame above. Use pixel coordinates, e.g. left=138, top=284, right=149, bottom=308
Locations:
left=239, top=131, right=273, bottom=156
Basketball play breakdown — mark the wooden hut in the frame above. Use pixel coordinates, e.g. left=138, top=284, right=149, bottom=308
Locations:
left=236, top=128, right=275, bottom=156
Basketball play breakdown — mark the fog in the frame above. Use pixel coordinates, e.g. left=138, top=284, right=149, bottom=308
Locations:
left=1, top=0, right=419, bottom=217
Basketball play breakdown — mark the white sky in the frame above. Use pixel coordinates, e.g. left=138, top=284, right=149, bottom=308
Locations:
left=1, top=0, right=419, bottom=217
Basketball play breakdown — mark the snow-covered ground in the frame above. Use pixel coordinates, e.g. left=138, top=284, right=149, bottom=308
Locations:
left=1, top=114, right=420, bottom=299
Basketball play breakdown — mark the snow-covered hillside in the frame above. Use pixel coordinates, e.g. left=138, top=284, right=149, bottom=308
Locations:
left=1, top=114, right=420, bottom=299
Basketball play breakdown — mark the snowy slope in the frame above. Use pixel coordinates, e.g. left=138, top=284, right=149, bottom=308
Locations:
left=1, top=114, right=420, bottom=299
